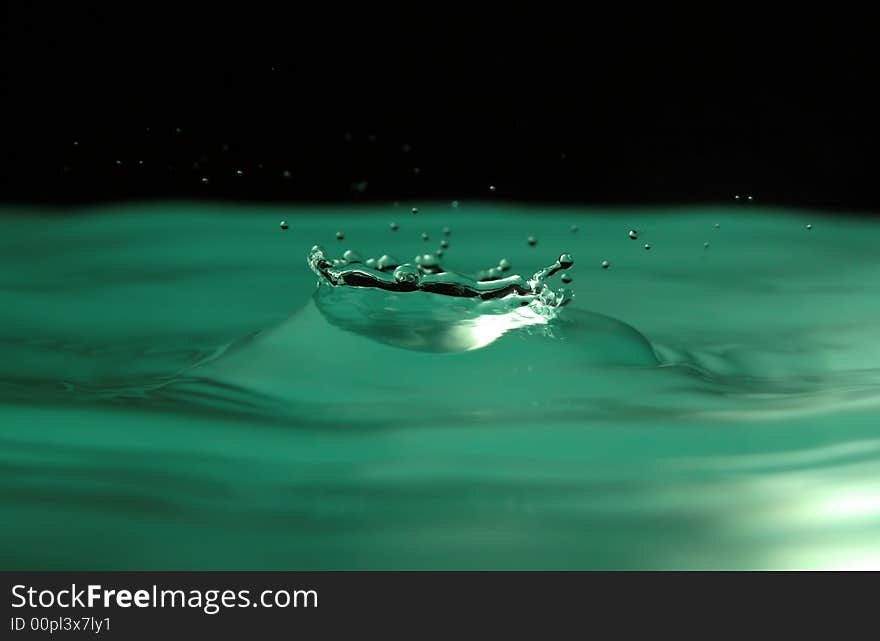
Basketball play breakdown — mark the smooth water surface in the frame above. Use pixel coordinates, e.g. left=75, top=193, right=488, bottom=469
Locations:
left=2, top=202, right=879, bottom=569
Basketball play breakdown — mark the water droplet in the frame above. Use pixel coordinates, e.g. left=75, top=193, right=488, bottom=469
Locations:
left=365, top=258, right=378, bottom=268
left=806, top=224, right=813, bottom=230
left=411, top=207, right=419, bottom=215
left=601, top=260, right=610, bottom=269
left=734, top=194, right=741, bottom=200
left=435, top=249, right=444, bottom=257
left=201, top=177, right=209, bottom=184
left=376, top=254, right=401, bottom=271
left=440, top=239, right=449, bottom=249
left=367, top=134, right=377, bottom=143
left=747, top=195, right=754, bottom=201
left=558, top=253, right=574, bottom=269
left=115, top=160, right=123, bottom=166
left=416, top=254, right=439, bottom=268
left=413, top=167, right=421, bottom=175
left=570, top=224, right=578, bottom=234
left=703, top=241, right=710, bottom=249
left=235, top=169, right=244, bottom=176
left=390, top=222, right=399, bottom=231
left=401, top=143, right=412, bottom=153
left=498, top=258, right=511, bottom=271
left=443, top=227, right=451, bottom=236
left=644, top=243, right=651, bottom=251
left=714, top=223, right=720, bottom=229
left=489, top=185, right=496, bottom=192
left=336, top=231, right=345, bottom=240
left=451, top=201, right=460, bottom=209
left=282, top=170, right=292, bottom=179
left=527, top=236, right=537, bottom=247
left=628, top=229, right=638, bottom=240
left=279, top=220, right=289, bottom=230
left=343, top=249, right=363, bottom=263
left=137, top=160, right=144, bottom=166
left=421, top=232, right=430, bottom=241
left=561, top=272, right=573, bottom=284
left=175, top=127, right=182, bottom=135
left=73, top=141, right=79, bottom=147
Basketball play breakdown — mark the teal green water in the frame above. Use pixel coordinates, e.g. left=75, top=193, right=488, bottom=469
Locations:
left=2, top=202, right=880, bottom=569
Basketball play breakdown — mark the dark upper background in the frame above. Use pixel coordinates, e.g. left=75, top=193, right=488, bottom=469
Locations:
left=1, top=6, right=877, bottom=210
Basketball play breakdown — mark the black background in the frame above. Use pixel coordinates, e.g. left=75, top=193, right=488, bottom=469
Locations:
left=2, top=6, right=878, bottom=210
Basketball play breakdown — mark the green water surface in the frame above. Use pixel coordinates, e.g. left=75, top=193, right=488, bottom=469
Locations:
left=1, top=202, right=879, bottom=569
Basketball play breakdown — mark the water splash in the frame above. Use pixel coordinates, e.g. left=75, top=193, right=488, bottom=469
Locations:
left=306, top=245, right=576, bottom=352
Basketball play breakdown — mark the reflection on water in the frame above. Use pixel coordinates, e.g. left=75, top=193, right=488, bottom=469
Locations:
left=1, top=202, right=880, bottom=569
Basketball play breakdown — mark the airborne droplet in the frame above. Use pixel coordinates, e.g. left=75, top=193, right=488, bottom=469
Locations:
left=601, top=260, right=610, bottom=269
left=279, top=221, right=289, bottom=230
left=527, top=236, right=537, bottom=247
left=440, top=239, right=449, bottom=249
left=561, top=272, right=573, bottom=284
left=390, top=222, right=399, bottom=231
left=628, top=229, right=638, bottom=240
left=343, top=249, right=363, bottom=263
left=336, top=231, right=345, bottom=240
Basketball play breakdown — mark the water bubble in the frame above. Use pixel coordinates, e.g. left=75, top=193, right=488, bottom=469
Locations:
left=561, top=272, right=573, bottom=283
left=498, top=258, right=511, bottom=271
left=390, top=222, right=399, bottom=231
left=440, top=239, right=449, bottom=249
left=601, top=260, right=610, bottom=269
left=343, top=249, right=363, bottom=263
left=282, top=170, right=292, bottom=179
left=644, top=243, right=651, bottom=250
left=393, top=264, right=422, bottom=285
left=280, top=220, right=289, bottom=230
left=628, top=229, right=638, bottom=240
left=527, top=236, right=537, bottom=247
left=443, top=227, right=451, bottom=236
left=421, top=232, right=430, bottom=241
left=570, top=224, right=578, bottom=234
left=336, top=231, right=345, bottom=240
left=411, top=207, right=418, bottom=214
left=806, top=224, right=813, bottom=230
